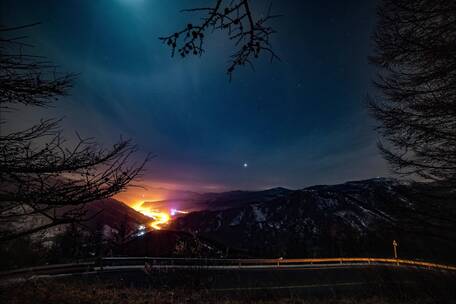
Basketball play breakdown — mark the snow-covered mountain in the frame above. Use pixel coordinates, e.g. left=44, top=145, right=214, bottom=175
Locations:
left=170, top=178, right=456, bottom=261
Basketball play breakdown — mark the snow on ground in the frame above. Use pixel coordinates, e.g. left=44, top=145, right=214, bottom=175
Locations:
left=251, top=204, right=266, bottom=222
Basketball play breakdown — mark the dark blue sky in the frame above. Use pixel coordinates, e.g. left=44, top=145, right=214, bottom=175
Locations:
left=2, top=0, right=389, bottom=194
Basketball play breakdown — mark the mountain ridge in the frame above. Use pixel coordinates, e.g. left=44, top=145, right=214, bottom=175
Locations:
left=169, top=178, right=456, bottom=262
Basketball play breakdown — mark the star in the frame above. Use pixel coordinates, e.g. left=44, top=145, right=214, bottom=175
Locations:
left=243, top=163, right=248, bottom=168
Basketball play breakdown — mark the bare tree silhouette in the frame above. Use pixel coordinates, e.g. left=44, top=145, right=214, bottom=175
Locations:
left=369, top=0, right=456, bottom=185
left=160, top=0, right=280, bottom=79
left=0, top=25, right=149, bottom=242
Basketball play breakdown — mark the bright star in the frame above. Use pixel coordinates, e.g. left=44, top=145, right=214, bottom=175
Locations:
left=243, top=163, right=248, bottom=168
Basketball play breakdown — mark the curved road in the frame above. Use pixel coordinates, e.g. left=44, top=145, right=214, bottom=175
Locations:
left=34, top=263, right=456, bottom=299
left=2, top=258, right=456, bottom=300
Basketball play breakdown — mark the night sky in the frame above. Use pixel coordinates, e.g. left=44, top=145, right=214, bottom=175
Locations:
left=1, top=0, right=388, bottom=200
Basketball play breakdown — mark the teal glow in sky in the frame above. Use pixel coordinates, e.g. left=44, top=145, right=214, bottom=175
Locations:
left=1, top=0, right=388, bottom=192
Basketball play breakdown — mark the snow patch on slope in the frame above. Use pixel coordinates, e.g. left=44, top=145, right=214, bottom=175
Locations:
left=251, top=204, right=266, bottom=222
left=229, top=211, right=244, bottom=226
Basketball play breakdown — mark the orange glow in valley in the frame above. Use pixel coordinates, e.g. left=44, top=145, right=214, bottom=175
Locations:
left=133, top=201, right=170, bottom=230
left=132, top=201, right=188, bottom=230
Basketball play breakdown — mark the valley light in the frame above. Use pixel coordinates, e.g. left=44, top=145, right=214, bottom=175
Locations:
left=170, top=208, right=188, bottom=216
left=149, top=212, right=170, bottom=230
left=132, top=201, right=172, bottom=230
left=132, top=201, right=189, bottom=230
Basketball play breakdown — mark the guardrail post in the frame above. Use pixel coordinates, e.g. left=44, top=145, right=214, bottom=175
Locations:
left=277, top=257, right=283, bottom=267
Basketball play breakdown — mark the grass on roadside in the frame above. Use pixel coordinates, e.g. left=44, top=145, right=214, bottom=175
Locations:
left=0, top=279, right=441, bottom=304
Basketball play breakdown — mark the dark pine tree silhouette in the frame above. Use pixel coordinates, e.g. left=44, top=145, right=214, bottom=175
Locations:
left=0, top=25, right=149, bottom=242
left=369, top=1, right=456, bottom=244
left=369, top=0, right=456, bottom=186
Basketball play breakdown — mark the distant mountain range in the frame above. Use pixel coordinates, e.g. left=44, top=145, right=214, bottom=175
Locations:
left=44, top=178, right=455, bottom=262
left=167, top=178, right=456, bottom=262
left=139, top=187, right=292, bottom=212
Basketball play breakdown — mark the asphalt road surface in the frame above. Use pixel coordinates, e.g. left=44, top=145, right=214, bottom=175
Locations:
left=60, top=263, right=456, bottom=300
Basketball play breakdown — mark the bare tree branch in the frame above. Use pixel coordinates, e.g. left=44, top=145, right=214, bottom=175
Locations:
left=160, top=0, right=280, bottom=80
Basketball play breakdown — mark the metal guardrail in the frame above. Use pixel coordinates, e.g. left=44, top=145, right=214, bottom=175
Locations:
left=1, top=257, right=456, bottom=279
left=100, top=257, right=456, bottom=271
left=0, top=262, right=95, bottom=279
